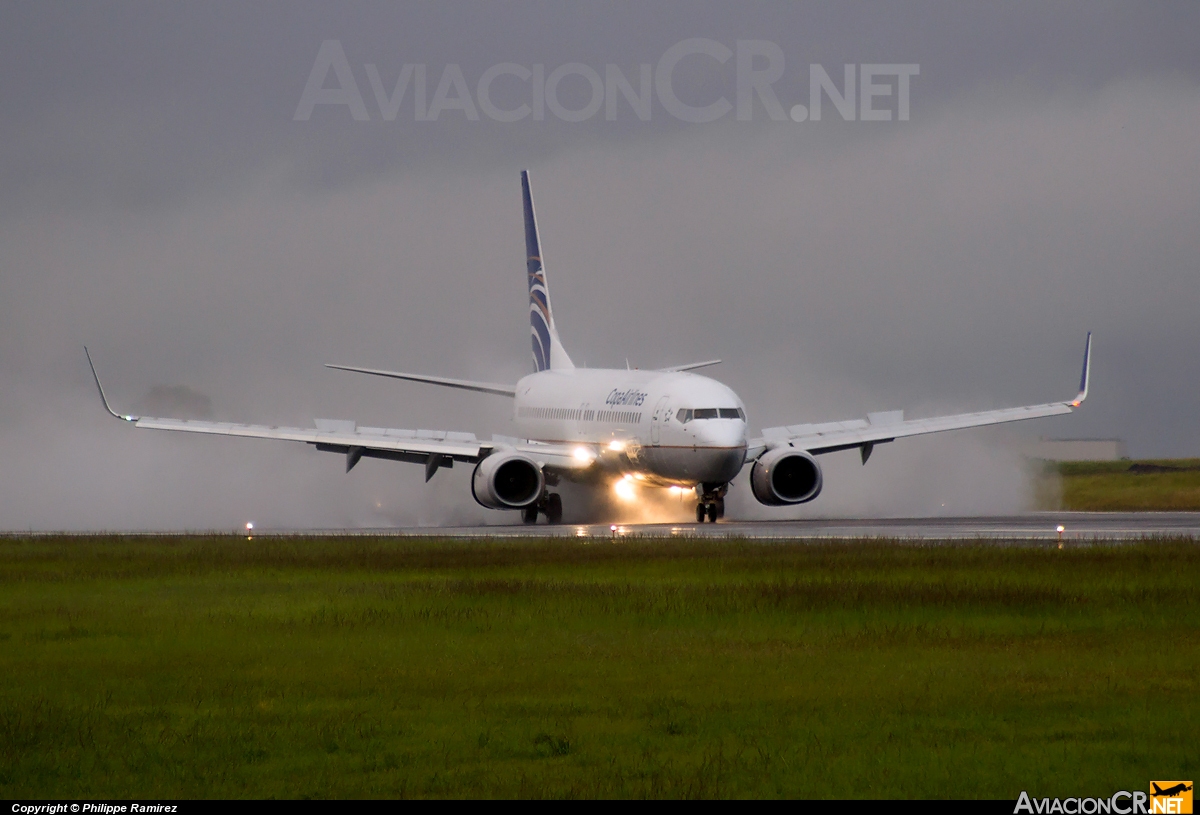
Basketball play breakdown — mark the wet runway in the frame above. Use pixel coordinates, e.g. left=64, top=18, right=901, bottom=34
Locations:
left=326, top=512, right=1200, bottom=541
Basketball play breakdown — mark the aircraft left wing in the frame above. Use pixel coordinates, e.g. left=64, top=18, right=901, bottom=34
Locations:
left=86, top=349, right=593, bottom=479
left=746, top=333, right=1092, bottom=463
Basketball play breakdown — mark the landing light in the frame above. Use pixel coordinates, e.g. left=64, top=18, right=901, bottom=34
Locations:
left=608, top=440, right=625, bottom=452
left=572, top=447, right=593, bottom=462
left=614, top=478, right=637, bottom=501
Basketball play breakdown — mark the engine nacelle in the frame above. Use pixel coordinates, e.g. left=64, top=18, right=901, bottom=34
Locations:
left=750, top=447, right=823, bottom=505
left=471, top=452, right=545, bottom=509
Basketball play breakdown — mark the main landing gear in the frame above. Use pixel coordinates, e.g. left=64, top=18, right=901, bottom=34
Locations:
left=523, top=492, right=563, bottom=524
left=695, top=485, right=727, bottom=523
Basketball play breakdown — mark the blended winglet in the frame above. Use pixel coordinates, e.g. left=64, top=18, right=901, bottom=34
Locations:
left=84, top=347, right=138, bottom=422
left=1071, top=332, right=1092, bottom=407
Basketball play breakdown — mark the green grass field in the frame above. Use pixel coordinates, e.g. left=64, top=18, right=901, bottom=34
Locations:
left=1049, top=459, right=1200, bottom=511
left=1, top=535, right=1196, bottom=798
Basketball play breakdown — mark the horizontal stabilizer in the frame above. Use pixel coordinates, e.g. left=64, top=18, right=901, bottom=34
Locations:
left=325, top=364, right=517, bottom=397
left=658, top=359, right=722, bottom=373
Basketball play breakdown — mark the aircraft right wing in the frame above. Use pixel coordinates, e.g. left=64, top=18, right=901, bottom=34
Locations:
left=86, top=349, right=592, bottom=479
left=745, top=333, right=1092, bottom=462
left=127, top=416, right=594, bottom=477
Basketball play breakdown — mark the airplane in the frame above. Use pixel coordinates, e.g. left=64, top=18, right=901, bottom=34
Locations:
left=87, top=170, right=1092, bottom=525
left=1152, top=784, right=1193, bottom=798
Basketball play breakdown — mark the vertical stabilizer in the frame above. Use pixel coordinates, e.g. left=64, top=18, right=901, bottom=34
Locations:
left=522, top=170, right=574, bottom=372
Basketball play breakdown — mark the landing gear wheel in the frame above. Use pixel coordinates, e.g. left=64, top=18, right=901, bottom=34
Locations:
left=715, top=498, right=725, bottom=520
left=545, top=493, right=563, bottom=524
left=706, top=502, right=718, bottom=523
left=696, top=503, right=707, bottom=523
left=522, top=506, right=539, bottom=524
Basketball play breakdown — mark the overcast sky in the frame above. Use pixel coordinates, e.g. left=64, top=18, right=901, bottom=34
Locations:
left=1, top=1, right=1197, bottom=529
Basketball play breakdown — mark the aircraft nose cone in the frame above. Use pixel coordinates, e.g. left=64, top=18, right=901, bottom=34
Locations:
left=693, top=420, right=747, bottom=483
left=697, top=420, right=746, bottom=449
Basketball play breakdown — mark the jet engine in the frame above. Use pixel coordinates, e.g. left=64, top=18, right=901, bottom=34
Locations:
left=750, top=447, right=823, bottom=505
left=471, top=452, right=545, bottom=509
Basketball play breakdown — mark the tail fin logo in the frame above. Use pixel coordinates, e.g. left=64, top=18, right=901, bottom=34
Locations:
left=529, top=260, right=552, bottom=372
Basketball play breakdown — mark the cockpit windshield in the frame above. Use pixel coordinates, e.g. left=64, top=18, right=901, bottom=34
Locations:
left=676, top=407, right=745, bottom=423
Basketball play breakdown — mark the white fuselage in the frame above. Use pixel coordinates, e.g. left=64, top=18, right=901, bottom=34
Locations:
left=513, top=368, right=748, bottom=487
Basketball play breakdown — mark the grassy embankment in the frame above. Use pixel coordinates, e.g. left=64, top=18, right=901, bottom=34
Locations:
left=1047, top=459, right=1200, bottom=511
left=0, top=535, right=1197, bottom=798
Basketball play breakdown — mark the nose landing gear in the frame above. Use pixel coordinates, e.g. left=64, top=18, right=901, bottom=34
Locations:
left=695, top=485, right=727, bottom=523
left=695, top=499, right=725, bottom=523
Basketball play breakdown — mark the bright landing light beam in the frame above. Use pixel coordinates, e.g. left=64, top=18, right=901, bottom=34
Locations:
left=613, top=475, right=637, bottom=501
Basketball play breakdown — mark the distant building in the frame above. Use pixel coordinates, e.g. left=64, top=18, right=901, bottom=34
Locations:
left=1023, top=438, right=1127, bottom=461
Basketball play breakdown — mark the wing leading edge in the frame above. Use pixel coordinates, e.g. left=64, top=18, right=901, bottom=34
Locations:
left=748, top=333, right=1092, bottom=462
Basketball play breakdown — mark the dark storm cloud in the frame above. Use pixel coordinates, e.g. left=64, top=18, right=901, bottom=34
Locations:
left=1, top=2, right=1196, bottom=212
left=0, top=2, right=1196, bottom=529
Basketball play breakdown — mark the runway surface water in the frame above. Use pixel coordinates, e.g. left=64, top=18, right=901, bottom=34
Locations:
left=292, top=512, right=1200, bottom=541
